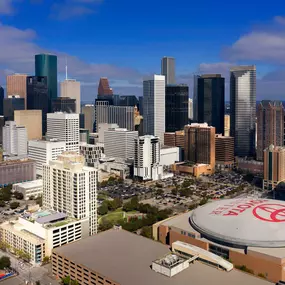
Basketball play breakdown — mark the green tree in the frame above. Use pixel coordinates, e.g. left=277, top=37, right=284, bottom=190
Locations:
left=71, top=280, right=79, bottom=285
left=98, top=203, right=108, bottom=215
left=171, top=188, right=178, bottom=196
left=141, top=226, right=152, bottom=239
left=99, top=220, right=113, bottom=231
left=14, top=191, right=24, bottom=200
left=10, top=202, right=20, bottom=209
left=0, top=256, right=11, bottom=269
left=61, top=275, right=71, bottom=285
left=42, top=256, right=50, bottom=264
left=0, top=200, right=5, bottom=207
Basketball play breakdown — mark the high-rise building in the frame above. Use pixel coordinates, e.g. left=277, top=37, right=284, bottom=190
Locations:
left=60, top=79, right=81, bottom=113
left=104, top=128, right=138, bottom=160
left=98, top=77, right=113, bottom=96
left=224, top=115, right=230, bottom=137
left=6, top=74, right=27, bottom=108
left=118, top=95, right=138, bottom=107
left=230, top=65, right=256, bottom=157
left=82, top=104, right=95, bottom=133
left=188, top=98, right=193, bottom=120
left=35, top=54, right=57, bottom=111
left=161, top=57, right=175, bottom=85
left=28, top=140, right=66, bottom=176
left=14, top=110, right=42, bottom=140
left=138, top=96, right=143, bottom=116
left=0, top=86, right=4, bottom=116
left=79, top=129, right=89, bottom=143
left=134, top=135, right=163, bottom=181
left=46, top=113, right=79, bottom=152
left=0, top=116, right=4, bottom=146
left=184, top=123, right=215, bottom=168
left=52, top=97, right=76, bottom=113
left=197, top=74, right=225, bottom=134
left=215, top=134, right=235, bottom=170
left=26, top=76, right=49, bottom=135
left=3, top=95, right=25, bottom=121
left=98, top=123, right=119, bottom=144
left=165, top=84, right=188, bottom=132
left=143, top=75, right=165, bottom=144
left=79, top=143, right=103, bottom=167
left=2, top=121, right=27, bottom=157
left=257, top=100, right=284, bottom=161
left=193, top=75, right=200, bottom=122
left=263, top=145, right=285, bottom=190
left=43, top=152, right=98, bottom=235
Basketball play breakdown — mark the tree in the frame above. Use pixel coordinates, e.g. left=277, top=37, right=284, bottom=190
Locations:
left=155, top=188, right=164, bottom=196
left=141, top=226, right=152, bottom=239
left=0, top=256, right=11, bottom=269
left=99, top=220, right=113, bottom=232
left=14, top=191, right=24, bottom=200
left=10, top=202, right=20, bottom=209
left=42, top=256, right=50, bottom=264
left=61, top=275, right=71, bottom=285
left=71, top=280, right=79, bottom=285
left=171, top=188, right=178, bottom=196
left=0, top=200, right=5, bottom=207
left=98, top=203, right=108, bottom=216
left=29, top=195, right=35, bottom=200
left=108, top=198, right=122, bottom=211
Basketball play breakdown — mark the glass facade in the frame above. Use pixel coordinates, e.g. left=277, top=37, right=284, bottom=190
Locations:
left=35, top=54, right=57, bottom=112
left=52, top=97, right=76, bottom=113
left=197, top=75, right=225, bottom=135
left=3, top=97, right=25, bottom=121
left=27, top=76, right=49, bottom=135
left=165, top=84, right=189, bottom=132
left=0, top=86, right=4, bottom=116
left=230, top=66, right=256, bottom=157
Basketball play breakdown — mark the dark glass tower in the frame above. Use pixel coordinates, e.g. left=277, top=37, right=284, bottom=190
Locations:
left=165, top=84, right=189, bottom=132
left=0, top=86, right=4, bottom=116
left=27, top=76, right=49, bottom=135
left=35, top=54, right=57, bottom=112
left=52, top=97, right=76, bottom=113
left=3, top=96, right=25, bottom=121
left=197, top=74, right=225, bottom=134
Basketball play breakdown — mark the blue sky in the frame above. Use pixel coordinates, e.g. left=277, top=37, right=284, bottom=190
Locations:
left=1, top=0, right=285, bottom=101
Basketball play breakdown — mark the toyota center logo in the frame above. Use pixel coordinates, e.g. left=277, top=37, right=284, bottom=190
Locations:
left=253, top=204, right=285, bottom=222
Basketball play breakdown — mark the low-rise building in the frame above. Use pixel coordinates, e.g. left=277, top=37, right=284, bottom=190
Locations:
left=0, top=210, right=89, bottom=265
left=160, top=146, right=180, bottom=166
left=172, top=162, right=214, bottom=177
left=98, top=160, right=131, bottom=180
left=12, top=179, right=43, bottom=200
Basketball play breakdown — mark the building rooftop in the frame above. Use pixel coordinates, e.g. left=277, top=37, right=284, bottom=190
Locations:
left=53, top=229, right=271, bottom=285
left=13, top=179, right=42, bottom=189
left=0, top=158, right=35, bottom=166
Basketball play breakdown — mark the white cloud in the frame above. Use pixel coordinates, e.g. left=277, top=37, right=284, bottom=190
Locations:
left=0, top=0, right=14, bottom=15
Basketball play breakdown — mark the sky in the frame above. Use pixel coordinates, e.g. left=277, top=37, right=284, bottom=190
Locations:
left=1, top=0, right=285, bottom=102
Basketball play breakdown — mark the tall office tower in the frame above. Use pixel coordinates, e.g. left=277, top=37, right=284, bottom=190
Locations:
left=0, top=86, right=4, bottom=115
left=26, top=76, right=49, bottom=135
left=43, top=152, right=98, bottom=235
left=98, top=123, right=119, bottom=143
left=98, top=77, right=113, bottom=96
left=60, top=79, right=81, bottom=113
left=82, top=104, right=95, bottom=132
left=0, top=116, right=4, bottom=145
left=28, top=140, right=66, bottom=176
left=165, top=84, right=189, bottom=132
left=95, top=101, right=109, bottom=132
left=2, top=121, right=27, bottom=156
left=134, top=135, right=163, bottom=181
left=35, top=54, right=57, bottom=112
left=80, top=143, right=103, bottom=167
left=192, top=75, right=200, bottom=122
left=46, top=113, right=79, bottom=152
left=263, top=145, right=285, bottom=190
left=108, top=106, right=135, bottom=131
left=104, top=128, right=138, bottom=160
left=161, top=57, right=175, bottom=85
left=215, top=134, right=235, bottom=170
left=6, top=74, right=27, bottom=108
left=3, top=95, right=25, bottom=121
left=14, top=110, right=42, bottom=140
left=184, top=123, right=215, bottom=168
left=197, top=74, right=225, bottom=134
left=257, top=100, right=284, bottom=161
left=188, top=98, right=193, bottom=120
left=138, top=96, right=143, bottom=116
left=230, top=65, right=256, bottom=157
left=224, top=115, right=230, bottom=137
left=143, top=75, right=165, bottom=144
left=52, top=97, right=76, bottom=113
left=118, top=95, right=139, bottom=107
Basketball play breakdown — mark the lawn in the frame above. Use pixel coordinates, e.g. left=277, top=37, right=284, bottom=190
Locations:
left=99, top=210, right=139, bottom=224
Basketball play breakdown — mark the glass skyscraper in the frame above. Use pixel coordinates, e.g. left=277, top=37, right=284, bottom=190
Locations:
left=197, top=74, right=225, bottom=134
left=0, top=86, right=4, bottom=116
left=35, top=54, right=57, bottom=112
left=230, top=66, right=256, bottom=157
left=165, top=84, right=189, bottom=132
left=161, top=57, right=175, bottom=85
left=3, top=96, right=25, bottom=121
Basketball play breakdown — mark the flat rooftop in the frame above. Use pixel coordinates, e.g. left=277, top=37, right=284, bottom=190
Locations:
left=53, top=229, right=271, bottom=285
left=13, top=179, right=42, bottom=189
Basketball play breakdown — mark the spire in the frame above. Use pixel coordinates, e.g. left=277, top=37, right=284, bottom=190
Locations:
left=65, top=57, right=68, bottom=80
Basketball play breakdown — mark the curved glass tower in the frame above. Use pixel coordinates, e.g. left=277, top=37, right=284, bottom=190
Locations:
left=35, top=54, right=57, bottom=112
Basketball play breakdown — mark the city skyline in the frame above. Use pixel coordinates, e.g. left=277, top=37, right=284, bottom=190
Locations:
left=0, top=1, right=285, bottom=101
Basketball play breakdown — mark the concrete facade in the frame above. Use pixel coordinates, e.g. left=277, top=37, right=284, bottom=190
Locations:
left=60, top=79, right=81, bottom=113
left=6, top=74, right=27, bottom=108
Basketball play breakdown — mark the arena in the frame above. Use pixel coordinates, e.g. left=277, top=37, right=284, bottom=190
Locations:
left=153, top=198, right=285, bottom=283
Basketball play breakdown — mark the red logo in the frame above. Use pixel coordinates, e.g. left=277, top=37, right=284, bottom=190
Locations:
left=253, top=204, right=285, bottom=222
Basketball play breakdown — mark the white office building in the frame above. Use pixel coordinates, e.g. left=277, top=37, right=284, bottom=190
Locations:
left=46, top=113, right=79, bottom=153
left=134, top=135, right=163, bottom=181
left=98, top=123, right=119, bottom=143
left=3, top=121, right=27, bottom=157
left=60, top=79, right=81, bottom=113
left=160, top=146, right=180, bottom=166
left=80, top=143, right=103, bottom=167
left=104, top=128, right=138, bottom=160
left=161, top=56, right=175, bottom=85
left=43, top=152, right=98, bottom=236
left=28, top=139, right=66, bottom=176
left=143, top=75, right=165, bottom=144
left=12, top=179, right=43, bottom=200
left=188, top=98, right=193, bottom=120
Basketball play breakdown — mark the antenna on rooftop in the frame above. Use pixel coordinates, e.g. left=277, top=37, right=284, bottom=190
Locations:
left=65, top=57, right=68, bottom=80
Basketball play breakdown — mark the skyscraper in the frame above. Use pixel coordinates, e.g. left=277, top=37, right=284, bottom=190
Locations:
left=143, top=75, right=165, bottom=144
left=257, top=100, right=284, bottom=161
left=43, top=152, right=98, bottom=235
left=35, top=54, right=58, bottom=111
left=161, top=57, right=175, bottom=85
left=188, top=98, right=193, bottom=120
left=193, top=75, right=200, bottom=122
left=52, top=97, right=76, bottom=113
left=197, top=74, right=225, bottom=134
left=82, top=104, right=95, bottom=133
left=46, top=113, right=79, bottom=152
left=6, top=74, right=27, bottom=108
left=0, top=86, right=4, bottom=116
left=98, top=77, right=113, bottom=96
left=230, top=65, right=256, bottom=157
left=3, top=95, right=25, bottom=121
left=60, top=79, right=81, bottom=113
left=26, top=76, right=49, bottom=135
left=165, top=84, right=189, bottom=132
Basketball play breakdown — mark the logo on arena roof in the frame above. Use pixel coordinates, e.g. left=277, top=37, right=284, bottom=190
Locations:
left=253, top=204, right=285, bottom=222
